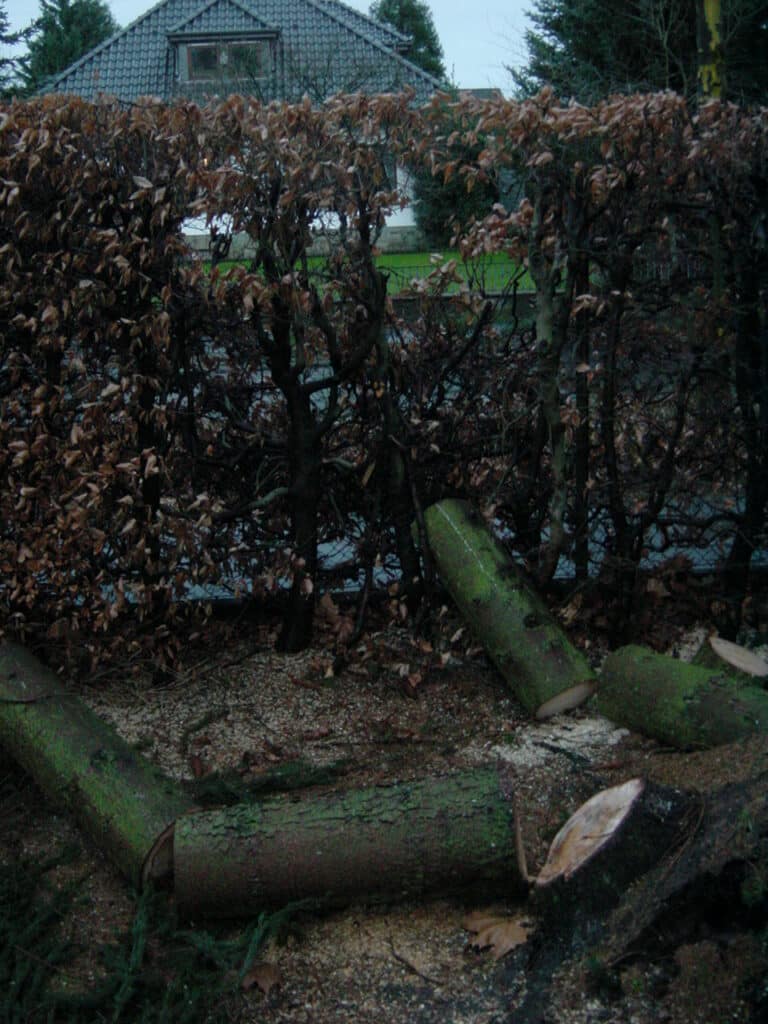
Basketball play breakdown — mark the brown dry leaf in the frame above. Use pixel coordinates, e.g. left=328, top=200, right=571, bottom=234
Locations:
left=463, top=911, right=531, bottom=960
left=400, top=671, right=423, bottom=699
left=559, top=592, right=583, bottom=625
left=241, top=961, right=282, bottom=994
left=301, top=725, right=331, bottom=740
left=317, top=592, right=340, bottom=622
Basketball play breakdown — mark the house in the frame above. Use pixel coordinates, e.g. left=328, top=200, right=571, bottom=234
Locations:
left=43, top=0, right=440, bottom=107
left=43, top=0, right=440, bottom=250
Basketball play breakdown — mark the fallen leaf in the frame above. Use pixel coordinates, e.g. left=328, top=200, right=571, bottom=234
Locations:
left=559, top=592, right=583, bottom=625
left=463, top=911, right=531, bottom=960
left=400, top=671, right=423, bottom=698
left=289, top=674, right=323, bottom=691
left=241, top=962, right=282, bottom=994
left=317, top=592, right=339, bottom=620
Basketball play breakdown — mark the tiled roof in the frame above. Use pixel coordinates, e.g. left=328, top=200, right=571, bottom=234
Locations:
left=309, top=0, right=412, bottom=51
left=44, top=0, right=439, bottom=104
left=167, top=0, right=277, bottom=38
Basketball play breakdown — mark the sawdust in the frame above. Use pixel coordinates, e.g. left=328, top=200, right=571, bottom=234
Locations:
left=2, top=615, right=767, bottom=1023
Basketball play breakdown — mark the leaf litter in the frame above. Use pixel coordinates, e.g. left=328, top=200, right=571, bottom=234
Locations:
left=463, top=910, right=532, bottom=960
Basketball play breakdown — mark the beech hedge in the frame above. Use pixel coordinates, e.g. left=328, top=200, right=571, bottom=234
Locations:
left=0, top=90, right=765, bottom=669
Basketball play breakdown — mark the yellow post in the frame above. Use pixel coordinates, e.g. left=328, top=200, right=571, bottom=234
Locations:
left=698, top=0, right=723, bottom=98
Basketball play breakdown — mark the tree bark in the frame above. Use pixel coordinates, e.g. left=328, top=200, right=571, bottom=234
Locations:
left=514, top=765, right=768, bottom=1023
left=528, top=194, right=571, bottom=587
left=722, top=255, right=768, bottom=634
left=601, top=767, right=768, bottom=961
left=0, top=643, right=191, bottom=885
left=533, top=778, right=692, bottom=944
left=174, top=767, right=521, bottom=918
left=421, top=499, right=596, bottom=718
left=572, top=258, right=591, bottom=584
left=277, top=386, right=320, bottom=653
left=597, top=644, right=768, bottom=749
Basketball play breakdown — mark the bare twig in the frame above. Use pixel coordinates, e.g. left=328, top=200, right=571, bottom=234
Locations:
left=388, top=937, right=442, bottom=986
left=513, top=792, right=535, bottom=886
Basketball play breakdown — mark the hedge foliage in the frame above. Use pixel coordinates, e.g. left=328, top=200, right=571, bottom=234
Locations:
left=0, top=89, right=766, bottom=668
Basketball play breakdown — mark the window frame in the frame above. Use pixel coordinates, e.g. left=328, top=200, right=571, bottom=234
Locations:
left=181, top=36, right=274, bottom=83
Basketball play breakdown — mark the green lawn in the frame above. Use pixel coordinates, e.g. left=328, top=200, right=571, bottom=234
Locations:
left=205, top=250, right=531, bottom=295
left=374, top=251, right=532, bottom=293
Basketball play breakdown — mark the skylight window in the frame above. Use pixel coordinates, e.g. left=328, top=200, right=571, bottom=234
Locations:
left=187, top=41, right=270, bottom=81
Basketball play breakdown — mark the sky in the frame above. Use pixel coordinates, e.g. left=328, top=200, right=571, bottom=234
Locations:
left=3, top=0, right=532, bottom=92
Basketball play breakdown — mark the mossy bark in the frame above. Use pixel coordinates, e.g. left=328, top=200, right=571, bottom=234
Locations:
left=598, top=644, right=768, bottom=749
left=421, top=499, right=595, bottom=717
left=174, top=767, right=519, bottom=918
left=0, top=643, right=191, bottom=885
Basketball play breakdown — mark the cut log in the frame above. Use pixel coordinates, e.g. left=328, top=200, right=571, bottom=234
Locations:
left=601, top=766, right=768, bottom=962
left=4, top=638, right=764, bottom=942
left=536, top=779, right=647, bottom=887
left=597, top=644, right=768, bottom=749
left=0, top=643, right=191, bottom=885
left=692, top=634, right=768, bottom=686
left=173, top=767, right=521, bottom=918
left=533, top=778, right=691, bottom=930
left=421, top=499, right=596, bottom=718
left=512, top=763, right=768, bottom=1023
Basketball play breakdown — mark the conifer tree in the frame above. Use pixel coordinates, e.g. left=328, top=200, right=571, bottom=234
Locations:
left=21, top=0, right=118, bottom=94
left=513, top=0, right=767, bottom=105
left=370, top=0, right=446, bottom=81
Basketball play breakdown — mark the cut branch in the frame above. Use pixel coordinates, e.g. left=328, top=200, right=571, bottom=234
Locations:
left=0, top=643, right=191, bottom=885
left=421, top=499, right=596, bottom=718
left=597, top=644, right=768, bottom=749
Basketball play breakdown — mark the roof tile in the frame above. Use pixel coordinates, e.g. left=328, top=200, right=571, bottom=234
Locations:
left=46, top=0, right=439, bottom=104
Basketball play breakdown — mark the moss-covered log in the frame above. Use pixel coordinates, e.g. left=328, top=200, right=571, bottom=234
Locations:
left=174, top=767, right=520, bottom=918
left=0, top=643, right=191, bottom=884
left=598, top=645, right=768, bottom=749
left=421, top=499, right=595, bottom=718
